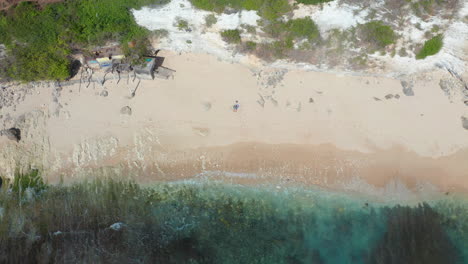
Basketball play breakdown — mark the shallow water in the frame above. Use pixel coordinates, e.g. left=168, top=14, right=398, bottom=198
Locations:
left=147, top=182, right=468, bottom=263
left=2, top=177, right=467, bottom=263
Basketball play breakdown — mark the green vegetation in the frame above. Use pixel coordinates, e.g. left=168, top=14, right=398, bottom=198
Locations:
left=189, top=0, right=290, bottom=20
left=205, top=14, right=218, bottom=27
left=0, top=0, right=169, bottom=82
left=295, top=0, right=332, bottom=5
left=244, top=40, right=257, bottom=51
left=241, top=24, right=257, bottom=34
left=287, top=17, right=320, bottom=42
left=220, top=29, right=242, bottom=44
left=175, top=18, right=190, bottom=31
left=416, top=34, right=443, bottom=59
left=11, top=169, right=47, bottom=196
left=264, top=17, right=320, bottom=42
left=358, top=21, right=397, bottom=50
left=255, top=17, right=320, bottom=59
left=411, top=0, right=459, bottom=19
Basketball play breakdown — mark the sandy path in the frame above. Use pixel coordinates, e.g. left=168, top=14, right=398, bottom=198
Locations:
left=1, top=51, right=467, bottom=198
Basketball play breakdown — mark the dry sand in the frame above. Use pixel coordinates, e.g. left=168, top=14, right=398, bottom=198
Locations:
left=1, top=51, right=467, bottom=200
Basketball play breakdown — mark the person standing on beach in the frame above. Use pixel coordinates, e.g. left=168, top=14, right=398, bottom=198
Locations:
left=233, top=100, right=240, bottom=112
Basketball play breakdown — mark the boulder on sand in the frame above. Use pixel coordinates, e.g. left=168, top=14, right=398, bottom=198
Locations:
left=0, top=127, right=21, bottom=142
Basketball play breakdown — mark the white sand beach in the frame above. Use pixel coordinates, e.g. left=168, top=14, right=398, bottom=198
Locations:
left=0, top=51, right=467, bottom=199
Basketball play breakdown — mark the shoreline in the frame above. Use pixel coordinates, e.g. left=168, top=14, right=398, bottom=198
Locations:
left=0, top=51, right=467, bottom=199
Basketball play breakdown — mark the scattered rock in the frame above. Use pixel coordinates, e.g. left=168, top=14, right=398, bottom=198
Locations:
left=0, top=127, right=21, bottom=142
left=401, top=81, right=414, bottom=96
left=120, top=106, right=132, bottom=116
left=439, top=78, right=466, bottom=103
left=109, top=222, right=126, bottom=231
left=257, top=94, right=265, bottom=108
left=100, top=90, right=109, bottom=97
left=462, top=116, right=468, bottom=130
left=255, top=69, right=288, bottom=88
left=439, top=79, right=452, bottom=98
left=385, top=94, right=394, bottom=100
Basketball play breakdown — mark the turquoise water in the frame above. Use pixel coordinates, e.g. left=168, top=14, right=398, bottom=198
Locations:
left=2, top=178, right=467, bottom=263
left=146, top=182, right=468, bottom=263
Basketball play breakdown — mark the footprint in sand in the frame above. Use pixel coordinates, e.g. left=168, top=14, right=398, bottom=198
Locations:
left=192, top=127, right=210, bottom=137
left=202, top=101, right=212, bottom=111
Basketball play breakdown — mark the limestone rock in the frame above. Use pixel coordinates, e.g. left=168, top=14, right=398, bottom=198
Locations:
left=0, top=128, right=21, bottom=142
left=100, top=90, right=109, bottom=97
left=462, top=116, right=468, bottom=130
left=401, top=81, right=414, bottom=96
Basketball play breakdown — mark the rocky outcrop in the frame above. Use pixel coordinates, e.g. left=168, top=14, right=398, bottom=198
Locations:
left=0, top=127, right=21, bottom=141
left=0, top=110, right=51, bottom=179
left=439, top=77, right=467, bottom=104
left=401, top=80, right=414, bottom=96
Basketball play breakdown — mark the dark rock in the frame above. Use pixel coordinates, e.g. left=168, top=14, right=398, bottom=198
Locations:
left=309, top=98, right=314, bottom=103
left=0, top=127, right=21, bottom=142
left=100, top=90, right=109, bottom=97
left=373, top=97, right=381, bottom=101
left=385, top=94, right=394, bottom=100
left=462, top=116, right=468, bottom=130
left=120, top=106, right=132, bottom=116
left=69, top=60, right=82, bottom=79
left=395, top=94, right=400, bottom=99
left=401, top=80, right=415, bottom=96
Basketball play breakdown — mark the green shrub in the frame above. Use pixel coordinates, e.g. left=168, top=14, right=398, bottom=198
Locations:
left=189, top=0, right=290, bottom=20
left=287, top=17, right=320, bottom=41
left=359, top=21, right=397, bottom=49
left=176, top=18, right=190, bottom=31
left=242, top=24, right=257, bottom=34
left=295, top=0, right=332, bottom=5
left=416, top=34, right=443, bottom=59
left=205, top=14, right=218, bottom=27
left=11, top=169, right=47, bottom=196
left=258, top=0, right=291, bottom=20
left=221, top=29, right=242, bottom=44
left=245, top=41, right=257, bottom=51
